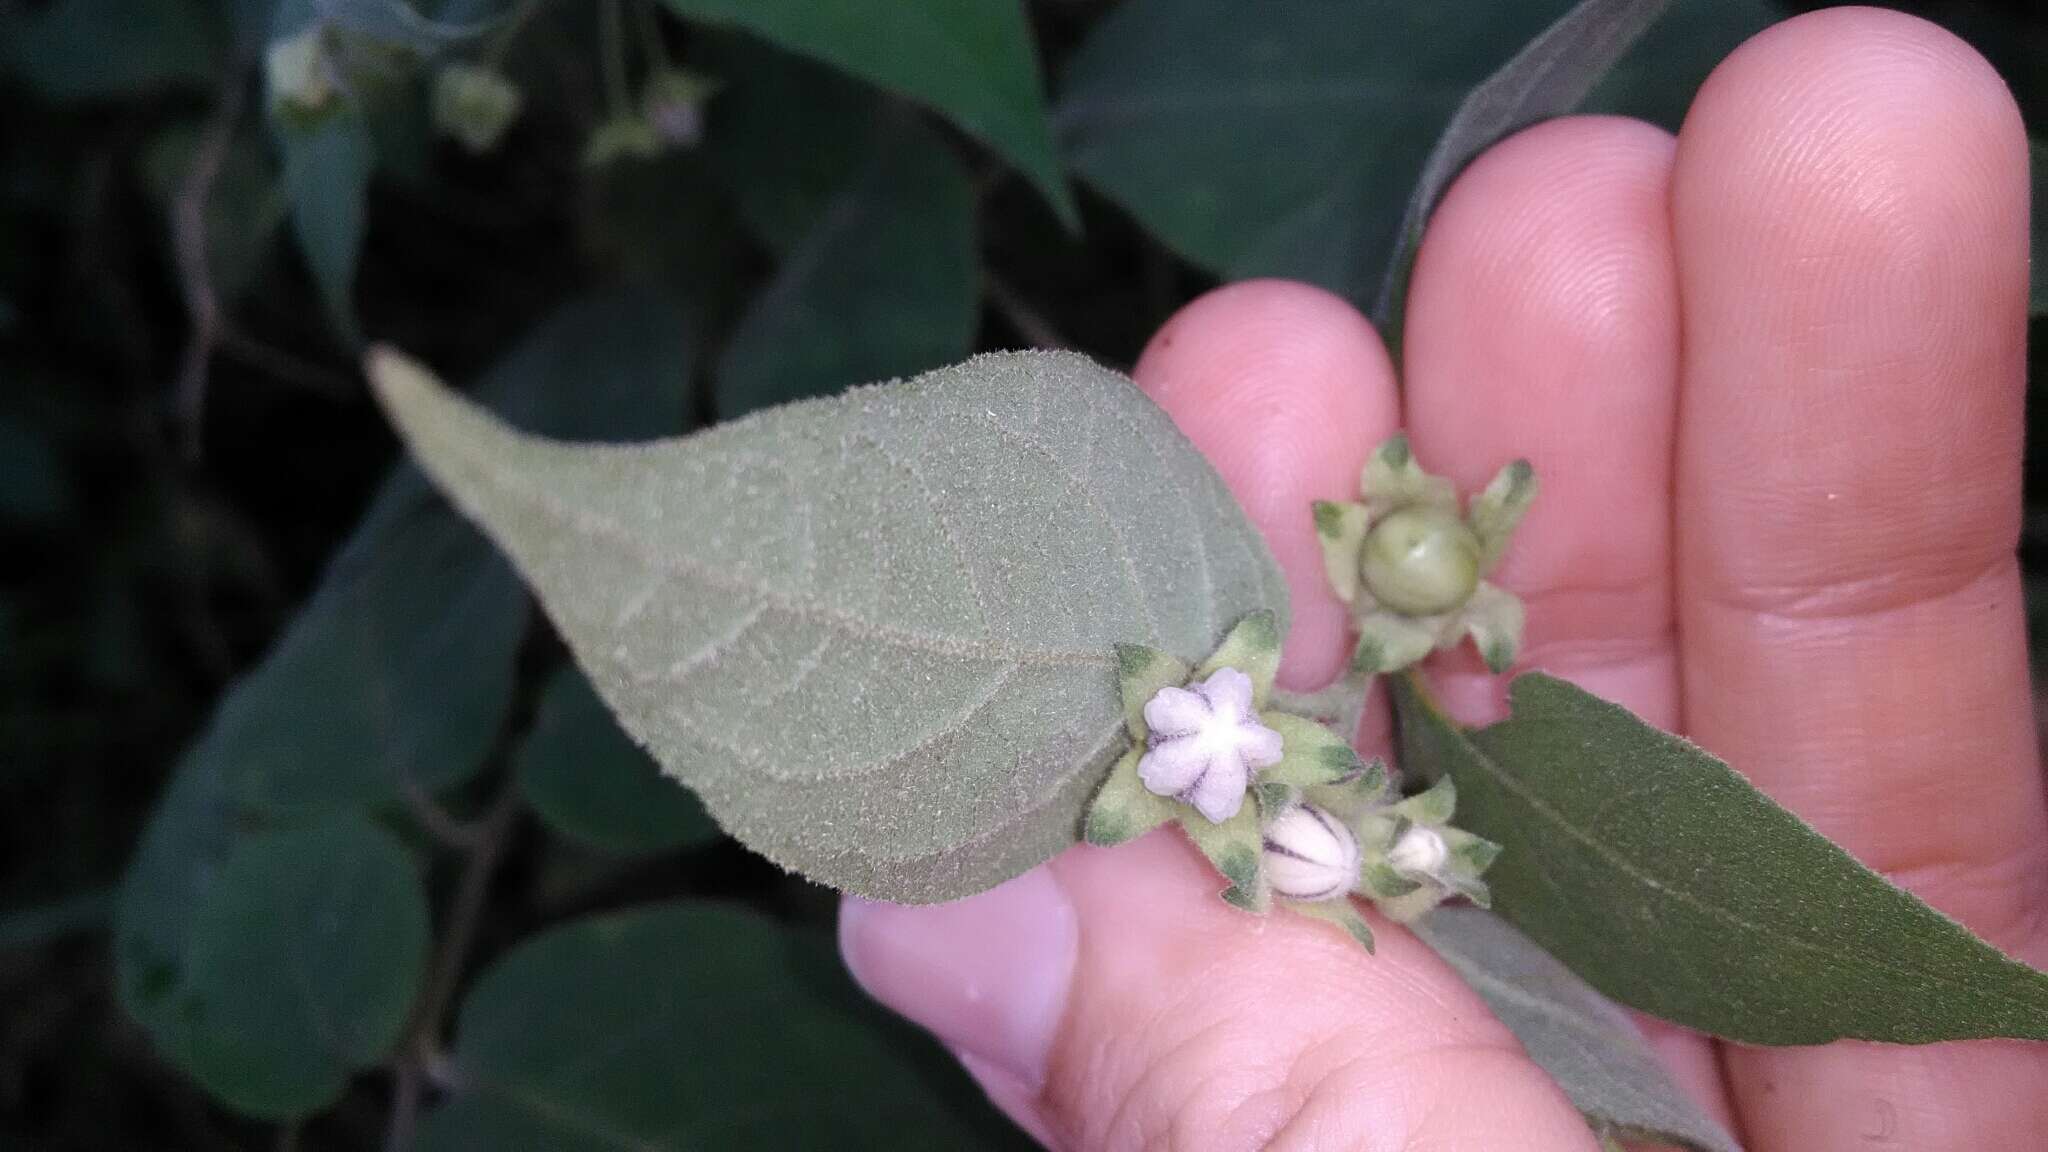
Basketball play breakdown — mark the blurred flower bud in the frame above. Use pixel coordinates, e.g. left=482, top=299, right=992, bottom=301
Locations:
left=1261, top=803, right=1360, bottom=902
left=432, top=64, right=523, bottom=154
left=640, top=69, right=719, bottom=149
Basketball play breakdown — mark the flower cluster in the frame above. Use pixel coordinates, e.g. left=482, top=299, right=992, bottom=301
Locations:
left=1313, top=435, right=1535, bottom=676
left=1084, top=612, right=1500, bottom=949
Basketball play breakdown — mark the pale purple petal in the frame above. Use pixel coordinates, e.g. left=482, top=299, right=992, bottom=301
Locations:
left=1142, top=685, right=1210, bottom=737
left=1195, top=667, right=1255, bottom=723
left=1184, top=758, right=1249, bottom=823
left=1236, top=721, right=1285, bottom=769
left=1137, top=738, right=1208, bottom=794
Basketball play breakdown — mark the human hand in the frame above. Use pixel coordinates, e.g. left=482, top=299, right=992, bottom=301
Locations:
left=839, top=9, right=2047, bottom=1149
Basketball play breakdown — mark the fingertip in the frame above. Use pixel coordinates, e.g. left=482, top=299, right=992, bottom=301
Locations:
left=1134, top=280, right=1400, bottom=689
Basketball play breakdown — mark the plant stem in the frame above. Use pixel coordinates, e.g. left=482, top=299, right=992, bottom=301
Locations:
left=383, top=781, right=523, bottom=1152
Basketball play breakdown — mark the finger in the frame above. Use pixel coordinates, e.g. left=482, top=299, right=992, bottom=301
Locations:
left=842, top=281, right=1599, bottom=1150
left=1670, top=9, right=2048, bottom=1149
left=1400, top=114, right=1736, bottom=1134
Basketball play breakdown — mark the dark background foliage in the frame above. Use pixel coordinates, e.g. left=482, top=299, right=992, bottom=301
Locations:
left=0, top=1, right=2041, bottom=1148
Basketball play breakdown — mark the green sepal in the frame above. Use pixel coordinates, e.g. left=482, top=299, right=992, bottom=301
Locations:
left=1193, top=610, right=1282, bottom=706
left=1084, top=748, right=1177, bottom=847
left=1290, top=897, right=1376, bottom=953
left=1469, top=458, right=1536, bottom=571
left=1259, top=711, right=1366, bottom=789
left=1358, top=859, right=1422, bottom=900
left=1374, top=882, right=1451, bottom=924
left=1360, top=434, right=1456, bottom=514
left=1305, top=763, right=1392, bottom=824
left=1350, top=611, right=1438, bottom=676
left=1460, top=582, right=1525, bottom=674
left=1443, top=872, right=1492, bottom=909
left=1443, top=826, right=1501, bottom=875
left=1180, top=803, right=1267, bottom=912
left=1311, top=500, right=1370, bottom=605
left=1395, top=775, right=1458, bottom=826
left=1116, top=643, right=1190, bottom=740
left=1255, top=779, right=1300, bottom=816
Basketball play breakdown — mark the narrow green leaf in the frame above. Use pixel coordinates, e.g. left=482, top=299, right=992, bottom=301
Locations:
left=1373, top=0, right=1672, bottom=346
left=417, top=903, right=1035, bottom=1151
left=369, top=348, right=1286, bottom=902
left=1581, top=0, right=1782, bottom=129
left=128, top=813, right=429, bottom=1120
left=714, top=117, right=977, bottom=416
left=696, top=33, right=887, bottom=252
left=278, top=108, right=374, bottom=345
left=516, top=665, right=721, bottom=855
left=2, top=0, right=222, bottom=102
left=1416, top=907, right=1740, bottom=1152
left=1056, top=0, right=1572, bottom=303
left=1395, top=672, right=2048, bottom=1044
left=659, top=0, right=1074, bottom=226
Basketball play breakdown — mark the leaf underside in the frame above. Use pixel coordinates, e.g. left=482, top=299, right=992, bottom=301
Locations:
left=1416, top=907, right=1740, bottom=1152
left=1397, top=672, right=2048, bottom=1045
left=372, top=349, right=1285, bottom=902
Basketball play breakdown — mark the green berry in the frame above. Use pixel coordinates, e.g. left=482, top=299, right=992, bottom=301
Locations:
left=1359, top=506, right=1480, bottom=616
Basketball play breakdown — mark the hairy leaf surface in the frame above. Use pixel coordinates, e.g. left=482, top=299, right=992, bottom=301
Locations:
left=371, top=349, right=1285, bottom=901
left=1416, top=907, right=1741, bottom=1152
left=1397, top=673, right=2048, bottom=1044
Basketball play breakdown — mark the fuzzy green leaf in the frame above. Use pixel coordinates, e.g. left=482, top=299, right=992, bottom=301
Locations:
left=1372, top=0, right=1672, bottom=347
left=1191, top=607, right=1282, bottom=705
left=1084, top=748, right=1178, bottom=847
left=659, top=0, right=1073, bottom=226
left=714, top=117, right=977, bottom=417
left=370, top=349, right=1286, bottom=902
left=1396, top=672, right=2048, bottom=1044
left=417, top=904, right=1033, bottom=1150
left=125, top=814, right=429, bottom=1120
left=1415, top=907, right=1741, bottom=1152
left=516, top=665, right=721, bottom=855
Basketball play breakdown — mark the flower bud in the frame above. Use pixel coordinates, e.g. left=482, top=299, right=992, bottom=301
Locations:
left=1261, top=803, right=1360, bottom=902
left=432, top=64, right=523, bottom=154
left=1385, top=824, right=1449, bottom=878
left=641, top=69, right=718, bottom=148
left=1359, top=505, right=1481, bottom=616
left=266, top=27, right=341, bottom=124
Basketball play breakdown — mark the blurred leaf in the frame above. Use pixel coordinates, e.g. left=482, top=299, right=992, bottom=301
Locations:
left=1582, top=0, right=1780, bottom=128
left=1057, top=0, right=1571, bottom=305
left=697, top=34, right=885, bottom=252
left=123, top=812, right=429, bottom=1120
left=1, top=0, right=223, bottom=102
left=368, top=349, right=1284, bottom=902
left=1372, top=0, right=1672, bottom=341
left=279, top=108, right=375, bottom=345
left=143, top=124, right=289, bottom=304
left=581, top=154, right=741, bottom=317
left=715, top=117, right=976, bottom=416
left=1395, top=672, right=2048, bottom=1044
left=0, top=416, right=71, bottom=523
left=658, top=0, right=1074, bottom=226
left=417, top=903, right=1032, bottom=1150
left=516, top=664, right=720, bottom=855
left=1415, top=907, right=1740, bottom=1152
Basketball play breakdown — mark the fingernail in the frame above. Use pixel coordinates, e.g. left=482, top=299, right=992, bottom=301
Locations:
left=839, top=867, right=1078, bottom=1091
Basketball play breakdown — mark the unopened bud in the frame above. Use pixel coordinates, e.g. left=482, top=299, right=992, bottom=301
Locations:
left=433, top=64, right=523, bottom=154
left=1261, top=803, right=1360, bottom=902
left=1386, top=824, right=1449, bottom=877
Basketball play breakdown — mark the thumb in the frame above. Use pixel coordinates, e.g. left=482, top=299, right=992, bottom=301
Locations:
left=840, top=282, right=1597, bottom=1150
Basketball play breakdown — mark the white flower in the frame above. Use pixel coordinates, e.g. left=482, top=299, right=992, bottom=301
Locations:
left=1138, top=667, right=1283, bottom=823
left=1386, top=825, right=1449, bottom=877
left=1262, top=803, right=1360, bottom=902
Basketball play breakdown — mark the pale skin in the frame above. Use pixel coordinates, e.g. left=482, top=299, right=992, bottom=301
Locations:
left=839, top=8, right=2048, bottom=1150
